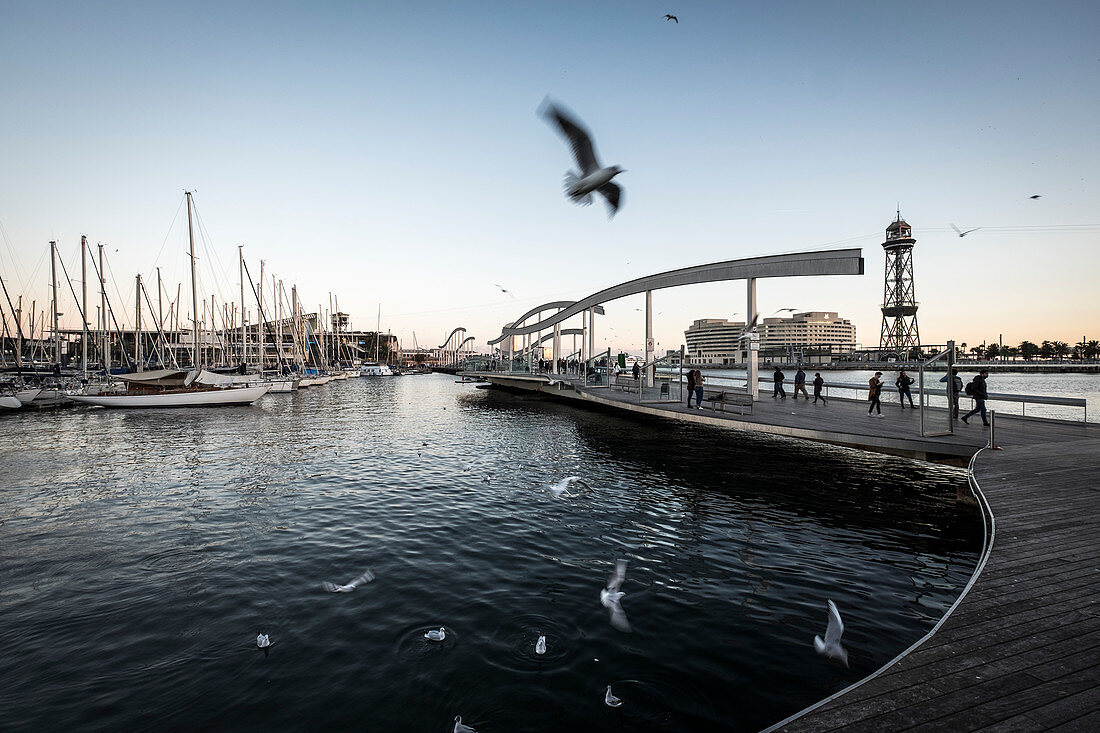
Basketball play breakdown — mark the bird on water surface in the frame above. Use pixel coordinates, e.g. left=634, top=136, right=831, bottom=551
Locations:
left=539, top=97, right=625, bottom=217
left=453, top=714, right=477, bottom=732
left=605, top=684, right=623, bottom=707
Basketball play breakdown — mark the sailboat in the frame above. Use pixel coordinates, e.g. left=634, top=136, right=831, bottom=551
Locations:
left=69, top=192, right=269, bottom=408
left=360, top=304, right=395, bottom=376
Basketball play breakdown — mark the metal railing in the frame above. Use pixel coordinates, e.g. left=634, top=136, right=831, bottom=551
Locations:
left=919, top=342, right=954, bottom=437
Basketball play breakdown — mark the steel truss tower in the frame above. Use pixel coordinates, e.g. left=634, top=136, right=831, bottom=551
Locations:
left=878, top=212, right=921, bottom=355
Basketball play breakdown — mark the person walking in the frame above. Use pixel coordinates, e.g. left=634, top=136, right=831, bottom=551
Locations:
left=940, top=368, right=963, bottom=419
left=693, top=369, right=704, bottom=408
left=812, top=372, right=827, bottom=405
left=632, top=361, right=640, bottom=380
left=895, top=370, right=916, bottom=408
left=868, top=372, right=884, bottom=417
left=961, top=370, right=990, bottom=426
left=772, top=366, right=786, bottom=399
left=686, top=368, right=696, bottom=408
left=793, top=367, right=809, bottom=400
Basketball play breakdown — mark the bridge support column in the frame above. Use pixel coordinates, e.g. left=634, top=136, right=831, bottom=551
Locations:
left=645, top=289, right=654, bottom=387
left=553, top=322, right=561, bottom=374
left=747, top=278, right=758, bottom=399
left=588, top=307, right=595, bottom=369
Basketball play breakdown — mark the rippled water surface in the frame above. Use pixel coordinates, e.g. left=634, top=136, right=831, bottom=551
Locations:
left=0, top=375, right=981, bottom=731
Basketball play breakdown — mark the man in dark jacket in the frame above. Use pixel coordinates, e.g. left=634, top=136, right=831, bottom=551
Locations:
left=961, top=370, right=990, bottom=426
left=772, top=366, right=786, bottom=398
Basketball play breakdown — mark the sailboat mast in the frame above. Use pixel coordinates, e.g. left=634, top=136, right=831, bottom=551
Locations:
left=238, top=245, right=245, bottom=367
left=186, top=192, right=199, bottom=370
left=98, top=244, right=108, bottom=371
left=81, top=236, right=88, bottom=378
left=135, top=274, right=143, bottom=371
left=258, top=260, right=264, bottom=369
left=375, top=303, right=381, bottom=363
left=50, top=240, right=60, bottom=368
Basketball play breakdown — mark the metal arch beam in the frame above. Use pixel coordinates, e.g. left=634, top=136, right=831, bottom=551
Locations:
left=457, top=336, right=476, bottom=349
left=488, top=304, right=605, bottom=346
left=494, top=249, right=863, bottom=338
left=516, top=329, right=584, bottom=355
left=438, top=327, right=466, bottom=349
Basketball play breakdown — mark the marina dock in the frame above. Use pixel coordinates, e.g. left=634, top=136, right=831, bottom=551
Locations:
left=464, top=370, right=1100, bottom=731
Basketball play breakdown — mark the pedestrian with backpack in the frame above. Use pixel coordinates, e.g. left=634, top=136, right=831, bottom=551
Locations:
left=961, top=370, right=990, bottom=426
left=868, top=372, right=884, bottom=417
left=940, top=368, right=963, bottom=418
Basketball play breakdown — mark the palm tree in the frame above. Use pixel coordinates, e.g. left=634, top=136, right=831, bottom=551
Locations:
left=985, top=343, right=1000, bottom=361
left=1019, top=341, right=1038, bottom=361
left=1052, top=341, right=1070, bottom=360
left=1040, top=340, right=1055, bottom=360
left=1086, top=340, right=1100, bottom=360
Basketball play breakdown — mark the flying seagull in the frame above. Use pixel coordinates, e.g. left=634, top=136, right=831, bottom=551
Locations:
left=950, top=223, right=981, bottom=237
left=493, top=283, right=516, bottom=298
left=664, top=14, right=678, bottom=23
left=1029, top=194, right=1041, bottom=199
left=813, top=599, right=849, bottom=667
left=322, top=568, right=376, bottom=593
left=549, top=476, right=590, bottom=498
left=539, top=98, right=625, bottom=217
left=600, top=559, right=632, bottom=632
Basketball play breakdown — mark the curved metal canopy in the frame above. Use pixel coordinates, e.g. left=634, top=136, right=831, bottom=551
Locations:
left=438, top=327, right=466, bottom=349
left=491, top=249, right=862, bottom=340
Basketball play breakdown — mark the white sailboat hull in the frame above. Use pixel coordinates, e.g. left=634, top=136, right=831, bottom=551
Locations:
left=1, top=396, right=22, bottom=409
left=68, top=385, right=270, bottom=408
left=14, top=388, right=41, bottom=405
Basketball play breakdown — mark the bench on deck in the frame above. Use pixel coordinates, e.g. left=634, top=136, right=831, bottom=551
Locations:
left=697, top=388, right=753, bottom=415
left=614, top=374, right=641, bottom=393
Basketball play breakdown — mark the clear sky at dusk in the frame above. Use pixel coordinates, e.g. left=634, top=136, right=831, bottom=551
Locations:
left=2, top=1, right=1098, bottom=354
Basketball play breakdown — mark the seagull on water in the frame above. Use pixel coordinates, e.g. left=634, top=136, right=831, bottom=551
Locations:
left=813, top=599, right=849, bottom=667
left=549, top=476, right=590, bottom=498
left=322, top=568, right=376, bottom=593
left=536, top=634, right=547, bottom=655
left=605, top=685, right=623, bottom=707
left=453, top=714, right=477, bottom=733
left=950, top=223, right=981, bottom=237
left=600, top=559, right=632, bottom=632
left=539, top=97, right=625, bottom=217
left=664, top=14, right=678, bottom=23
left=425, top=627, right=447, bottom=642
left=256, top=633, right=271, bottom=648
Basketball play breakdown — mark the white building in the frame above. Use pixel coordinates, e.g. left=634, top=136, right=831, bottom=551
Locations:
left=759, top=311, right=857, bottom=350
left=684, top=318, right=747, bottom=365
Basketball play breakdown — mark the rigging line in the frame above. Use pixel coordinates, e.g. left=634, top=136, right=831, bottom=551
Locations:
left=102, top=255, right=136, bottom=330
left=242, top=259, right=289, bottom=370
left=55, top=250, right=103, bottom=365
left=85, top=245, right=134, bottom=371
left=146, top=195, right=186, bottom=278
left=0, top=215, right=33, bottom=294
left=139, top=278, right=179, bottom=369
left=188, top=197, right=236, bottom=308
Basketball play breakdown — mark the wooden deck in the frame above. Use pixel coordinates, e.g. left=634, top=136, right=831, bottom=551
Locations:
left=465, top=371, right=1100, bottom=731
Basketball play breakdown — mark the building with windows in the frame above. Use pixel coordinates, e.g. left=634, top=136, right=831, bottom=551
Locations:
left=684, top=318, right=748, bottom=365
left=684, top=312, right=857, bottom=366
left=759, top=311, right=857, bottom=350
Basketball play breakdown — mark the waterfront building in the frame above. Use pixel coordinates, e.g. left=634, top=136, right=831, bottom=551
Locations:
left=759, top=311, right=857, bottom=351
left=684, top=318, right=748, bottom=365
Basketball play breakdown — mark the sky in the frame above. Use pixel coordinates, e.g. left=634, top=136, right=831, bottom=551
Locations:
left=2, top=0, right=1098, bottom=355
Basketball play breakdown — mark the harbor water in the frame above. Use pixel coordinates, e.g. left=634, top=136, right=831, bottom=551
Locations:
left=0, top=375, right=981, bottom=731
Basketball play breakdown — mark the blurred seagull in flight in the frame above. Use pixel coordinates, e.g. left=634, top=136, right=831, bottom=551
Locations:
left=1029, top=194, right=1042, bottom=199
left=664, top=14, right=678, bottom=23
left=322, top=568, right=376, bottom=593
left=950, top=223, right=981, bottom=237
left=494, top=283, right=516, bottom=298
left=453, top=715, right=477, bottom=733
left=600, top=559, right=632, bottom=632
left=539, top=97, right=625, bottom=217
left=605, top=685, right=623, bottom=707
left=813, top=599, right=849, bottom=667
left=549, top=476, right=590, bottom=498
